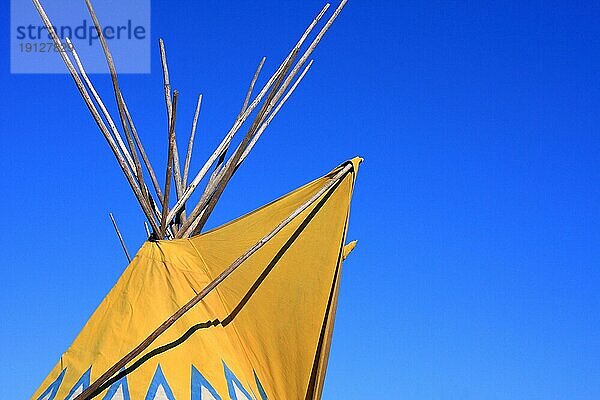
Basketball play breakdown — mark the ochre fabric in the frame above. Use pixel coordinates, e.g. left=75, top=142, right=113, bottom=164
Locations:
left=32, top=158, right=361, bottom=400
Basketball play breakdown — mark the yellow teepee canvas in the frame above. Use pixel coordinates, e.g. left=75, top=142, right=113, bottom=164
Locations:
left=33, top=159, right=361, bottom=400
left=30, top=0, right=356, bottom=397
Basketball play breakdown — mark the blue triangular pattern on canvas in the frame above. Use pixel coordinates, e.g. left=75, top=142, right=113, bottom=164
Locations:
left=253, top=371, right=268, bottom=400
left=223, top=362, right=254, bottom=400
left=191, top=365, right=221, bottom=400
left=102, top=370, right=131, bottom=400
left=144, top=365, right=176, bottom=400
left=36, top=369, right=66, bottom=400
left=64, top=367, right=91, bottom=400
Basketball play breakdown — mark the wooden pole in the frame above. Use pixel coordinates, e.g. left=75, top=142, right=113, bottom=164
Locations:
left=159, top=40, right=185, bottom=204
left=66, top=33, right=167, bottom=236
left=178, top=48, right=299, bottom=237
left=68, top=37, right=165, bottom=227
left=240, top=60, right=315, bottom=164
left=83, top=0, right=152, bottom=210
left=160, top=90, right=179, bottom=238
left=65, top=37, right=136, bottom=175
left=68, top=38, right=165, bottom=219
left=239, top=0, right=348, bottom=169
left=184, top=60, right=315, bottom=237
left=31, top=0, right=161, bottom=234
left=214, top=57, right=267, bottom=173
left=121, top=97, right=164, bottom=204
left=241, top=57, right=266, bottom=114
left=179, top=93, right=203, bottom=224
left=182, top=0, right=345, bottom=236
left=215, top=59, right=314, bottom=191
left=273, top=0, right=348, bottom=119
left=184, top=206, right=207, bottom=237
left=83, top=0, right=170, bottom=238
left=182, top=0, right=348, bottom=235
left=109, top=213, right=131, bottom=263
left=164, top=3, right=331, bottom=228
left=183, top=94, right=202, bottom=187
left=74, top=162, right=354, bottom=400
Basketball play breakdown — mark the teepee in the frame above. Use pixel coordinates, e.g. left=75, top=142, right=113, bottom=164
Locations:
left=31, top=1, right=360, bottom=399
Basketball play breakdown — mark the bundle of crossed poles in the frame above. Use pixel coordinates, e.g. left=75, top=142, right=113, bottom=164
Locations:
left=31, top=1, right=352, bottom=398
left=33, top=0, right=349, bottom=241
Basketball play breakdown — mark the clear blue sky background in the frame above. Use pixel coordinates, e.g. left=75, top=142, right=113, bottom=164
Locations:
left=1, top=1, right=600, bottom=399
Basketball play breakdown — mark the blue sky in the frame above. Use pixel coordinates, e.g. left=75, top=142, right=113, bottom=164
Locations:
left=1, top=1, right=600, bottom=398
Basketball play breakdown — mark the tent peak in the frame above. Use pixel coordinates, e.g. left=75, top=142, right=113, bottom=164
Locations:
left=31, top=0, right=350, bottom=241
